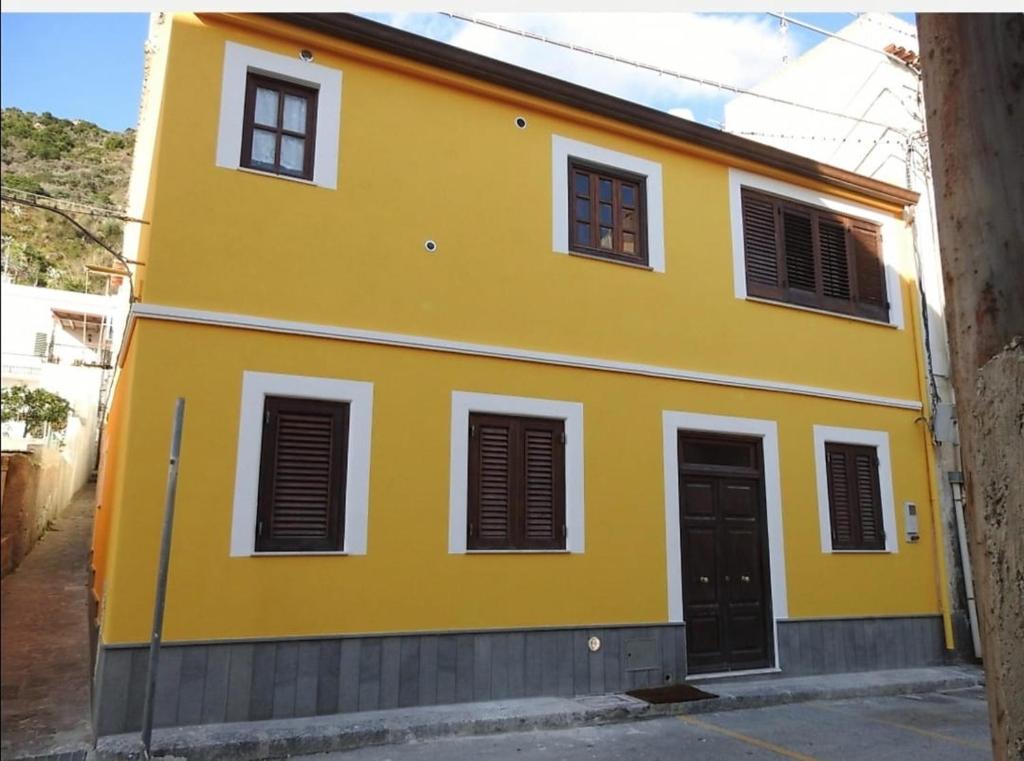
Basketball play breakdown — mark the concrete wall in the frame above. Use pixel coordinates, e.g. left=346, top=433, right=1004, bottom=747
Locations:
left=0, top=448, right=87, bottom=576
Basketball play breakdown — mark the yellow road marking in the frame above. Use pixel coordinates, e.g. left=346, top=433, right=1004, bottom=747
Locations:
left=678, top=714, right=820, bottom=760
left=812, top=703, right=989, bottom=751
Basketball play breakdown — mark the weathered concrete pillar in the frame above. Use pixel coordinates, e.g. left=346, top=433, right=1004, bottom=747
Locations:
left=917, top=13, right=1024, bottom=761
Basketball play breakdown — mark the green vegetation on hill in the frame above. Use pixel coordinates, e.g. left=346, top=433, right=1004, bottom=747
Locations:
left=1, top=108, right=134, bottom=293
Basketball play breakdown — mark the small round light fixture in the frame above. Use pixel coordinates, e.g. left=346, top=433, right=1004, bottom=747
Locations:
left=587, top=636, right=601, bottom=652
left=424, top=239, right=438, bottom=253
left=299, top=49, right=315, bottom=62
left=514, top=116, right=528, bottom=129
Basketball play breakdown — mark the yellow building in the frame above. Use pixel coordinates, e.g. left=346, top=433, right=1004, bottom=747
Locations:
left=91, top=12, right=957, bottom=735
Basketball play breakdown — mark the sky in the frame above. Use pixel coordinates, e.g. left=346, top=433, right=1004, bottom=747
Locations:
left=0, top=12, right=917, bottom=133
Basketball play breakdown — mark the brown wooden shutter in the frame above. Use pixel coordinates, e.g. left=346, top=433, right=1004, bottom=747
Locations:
left=851, top=223, right=888, bottom=321
left=255, top=396, right=348, bottom=552
left=467, top=413, right=566, bottom=550
left=781, top=206, right=817, bottom=295
left=740, top=186, right=888, bottom=323
left=522, top=418, right=566, bottom=550
left=819, top=218, right=852, bottom=301
left=741, top=188, right=783, bottom=299
left=825, top=442, right=885, bottom=551
left=851, top=447, right=886, bottom=549
left=467, top=415, right=514, bottom=549
left=825, top=445, right=855, bottom=548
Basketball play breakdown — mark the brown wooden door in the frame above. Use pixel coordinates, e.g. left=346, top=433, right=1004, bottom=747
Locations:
left=678, top=433, right=773, bottom=674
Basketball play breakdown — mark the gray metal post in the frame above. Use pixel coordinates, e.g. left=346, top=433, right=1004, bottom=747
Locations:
left=140, top=398, right=185, bottom=757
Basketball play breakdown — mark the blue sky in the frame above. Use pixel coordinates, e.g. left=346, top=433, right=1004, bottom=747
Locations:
left=0, top=12, right=916, bottom=133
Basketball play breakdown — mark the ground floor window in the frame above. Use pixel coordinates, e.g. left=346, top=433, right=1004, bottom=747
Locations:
left=467, top=412, right=566, bottom=550
left=255, top=396, right=349, bottom=552
left=449, top=391, right=585, bottom=554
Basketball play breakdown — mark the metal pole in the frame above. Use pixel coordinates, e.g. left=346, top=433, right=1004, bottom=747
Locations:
left=140, top=398, right=185, bottom=758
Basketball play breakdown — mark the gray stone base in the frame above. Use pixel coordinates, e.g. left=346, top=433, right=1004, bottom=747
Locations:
left=93, top=624, right=686, bottom=736
left=93, top=614, right=948, bottom=736
left=776, top=615, right=946, bottom=676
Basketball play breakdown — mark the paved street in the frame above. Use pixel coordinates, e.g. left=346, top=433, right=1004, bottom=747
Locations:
left=1, top=486, right=94, bottom=759
left=296, top=687, right=992, bottom=761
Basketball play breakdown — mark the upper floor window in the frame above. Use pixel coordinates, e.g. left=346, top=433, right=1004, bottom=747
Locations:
left=568, top=159, right=647, bottom=265
left=241, top=73, right=318, bottom=181
left=740, top=187, right=888, bottom=322
left=216, top=42, right=342, bottom=189
left=552, top=136, right=665, bottom=272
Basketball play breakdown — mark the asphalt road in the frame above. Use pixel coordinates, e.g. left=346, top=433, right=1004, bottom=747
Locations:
left=295, top=686, right=992, bottom=761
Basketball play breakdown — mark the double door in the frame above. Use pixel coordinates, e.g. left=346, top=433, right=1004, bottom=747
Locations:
left=679, top=432, right=773, bottom=674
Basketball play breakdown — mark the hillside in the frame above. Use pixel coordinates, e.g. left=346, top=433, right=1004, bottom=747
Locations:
left=1, top=108, right=134, bottom=293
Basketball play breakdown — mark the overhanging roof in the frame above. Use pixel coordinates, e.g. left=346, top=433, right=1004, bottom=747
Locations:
left=266, top=13, right=919, bottom=208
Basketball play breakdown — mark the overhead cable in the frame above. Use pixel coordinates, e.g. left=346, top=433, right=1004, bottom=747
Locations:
left=766, top=12, right=919, bottom=73
left=440, top=12, right=911, bottom=135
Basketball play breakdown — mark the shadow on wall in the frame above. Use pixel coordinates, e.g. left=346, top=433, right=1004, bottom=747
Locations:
left=0, top=449, right=82, bottom=576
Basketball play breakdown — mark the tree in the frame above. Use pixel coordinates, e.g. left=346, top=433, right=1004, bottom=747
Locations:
left=0, top=385, right=73, bottom=438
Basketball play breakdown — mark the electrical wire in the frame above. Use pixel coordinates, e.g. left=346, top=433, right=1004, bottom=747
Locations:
left=1, top=192, right=139, bottom=302
left=727, top=129, right=909, bottom=145
left=765, top=12, right=919, bottom=73
left=439, top=12, right=912, bottom=135
left=0, top=186, right=147, bottom=224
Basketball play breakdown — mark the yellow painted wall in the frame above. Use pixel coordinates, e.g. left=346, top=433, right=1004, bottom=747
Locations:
left=90, top=339, right=138, bottom=610
left=97, top=14, right=949, bottom=646
left=100, top=320, right=941, bottom=645
left=137, top=14, right=922, bottom=402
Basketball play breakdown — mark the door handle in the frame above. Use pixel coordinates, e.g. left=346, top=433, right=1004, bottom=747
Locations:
left=741, top=574, right=751, bottom=583
left=699, top=575, right=709, bottom=584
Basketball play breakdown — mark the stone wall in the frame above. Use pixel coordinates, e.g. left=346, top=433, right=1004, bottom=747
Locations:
left=0, top=448, right=83, bottom=576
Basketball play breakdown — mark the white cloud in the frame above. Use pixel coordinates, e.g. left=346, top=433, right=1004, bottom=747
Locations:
left=668, top=107, right=694, bottom=121
left=376, top=13, right=799, bottom=121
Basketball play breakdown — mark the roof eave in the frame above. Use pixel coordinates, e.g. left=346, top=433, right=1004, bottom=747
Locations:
left=264, top=12, right=919, bottom=209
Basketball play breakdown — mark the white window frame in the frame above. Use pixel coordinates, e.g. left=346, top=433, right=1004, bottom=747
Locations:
left=813, top=425, right=898, bottom=554
left=662, top=411, right=789, bottom=654
left=448, top=391, right=585, bottom=554
left=229, top=371, right=372, bottom=556
left=216, top=41, right=342, bottom=189
left=728, top=168, right=905, bottom=329
left=552, top=135, right=665, bottom=273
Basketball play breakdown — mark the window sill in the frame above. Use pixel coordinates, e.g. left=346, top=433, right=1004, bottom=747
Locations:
left=233, top=165, right=320, bottom=188
left=464, top=549, right=572, bottom=555
left=566, top=251, right=654, bottom=271
left=745, top=296, right=896, bottom=328
left=247, top=551, right=349, bottom=557
left=827, top=549, right=894, bottom=554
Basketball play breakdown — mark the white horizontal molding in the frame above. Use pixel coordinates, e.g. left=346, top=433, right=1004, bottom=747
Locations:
left=126, top=303, right=922, bottom=411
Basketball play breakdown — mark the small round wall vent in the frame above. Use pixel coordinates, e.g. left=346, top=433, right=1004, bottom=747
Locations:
left=424, top=239, right=438, bottom=253
left=514, top=116, right=528, bottom=129
left=299, top=49, right=315, bottom=62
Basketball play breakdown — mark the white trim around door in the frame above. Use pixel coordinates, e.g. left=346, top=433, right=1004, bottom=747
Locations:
left=662, top=410, right=788, bottom=669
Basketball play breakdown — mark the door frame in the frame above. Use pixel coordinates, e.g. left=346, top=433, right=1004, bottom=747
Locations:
left=662, top=411, right=788, bottom=676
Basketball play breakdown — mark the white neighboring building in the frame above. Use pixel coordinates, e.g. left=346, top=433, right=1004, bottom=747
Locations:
left=724, top=12, right=978, bottom=659
left=1, top=277, right=128, bottom=502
